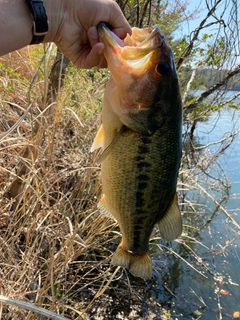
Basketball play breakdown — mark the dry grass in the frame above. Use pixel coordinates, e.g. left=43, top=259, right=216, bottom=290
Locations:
left=2, top=46, right=179, bottom=320
left=1, top=45, right=239, bottom=320
left=0, top=46, right=129, bottom=319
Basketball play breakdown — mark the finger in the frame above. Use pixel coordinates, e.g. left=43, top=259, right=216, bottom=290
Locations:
left=77, top=43, right=107, bottom=69
left=108, top=2, right=132, bottom=38
left=88, top=26, right=100, bottom=48
left=112, top=26, right=131, bottom=39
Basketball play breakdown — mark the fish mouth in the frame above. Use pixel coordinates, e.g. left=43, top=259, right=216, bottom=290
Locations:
left=97, top=22, right=165, bottom=68
left=97, top=23, right=179, bottom=134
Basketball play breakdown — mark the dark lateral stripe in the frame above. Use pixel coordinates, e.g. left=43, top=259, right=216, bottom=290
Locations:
left=136, top=191, right=144, bottom=207
left=137, top=174, right=150, bottom=181
left=137, top=161, right=151, bottom=169
left=134, top=214, right=145, bottom=223
left=138, top=181, right=148, bottom=190
left=138, top=145, right=149, bottom=154
left=134, top=155, right=145, bottom=161
left=132, top=227, right=141, bottom=251
left=131, top=135, right=152, bottom=252
left=134, top=224, right=143, bottom=233
left=141, top=136, right=151, bottom=144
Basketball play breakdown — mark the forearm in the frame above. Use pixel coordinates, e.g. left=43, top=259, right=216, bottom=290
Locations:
left=0, top=0, right=33, bottom=55
left=0, top=0, right=131, bottom=67
left=0, top=0, right=61, bottom=56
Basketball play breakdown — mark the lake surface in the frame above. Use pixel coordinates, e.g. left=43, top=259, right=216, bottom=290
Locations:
left=99, top=92, right=240, bottom=320
left=146, top=92, right=240, bottom=319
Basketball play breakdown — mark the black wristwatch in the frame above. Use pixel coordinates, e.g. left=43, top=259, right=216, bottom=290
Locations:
left=25, top=0, right=49, bottom=44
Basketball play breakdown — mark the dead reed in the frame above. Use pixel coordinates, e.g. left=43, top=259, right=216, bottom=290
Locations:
left=0, top=46, right=124, bottom=319
left=0, top=45, right=239, bottom=320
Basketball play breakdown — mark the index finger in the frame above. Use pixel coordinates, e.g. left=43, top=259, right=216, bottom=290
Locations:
left=107, top=2, right=132, bottom=38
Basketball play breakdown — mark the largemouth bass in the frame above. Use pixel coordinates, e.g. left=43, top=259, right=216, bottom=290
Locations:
left=91, top=22, right=182, bottom=279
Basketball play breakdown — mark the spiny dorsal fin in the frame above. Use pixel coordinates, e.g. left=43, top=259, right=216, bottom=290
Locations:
left=157, top=193, right=182, bottom=241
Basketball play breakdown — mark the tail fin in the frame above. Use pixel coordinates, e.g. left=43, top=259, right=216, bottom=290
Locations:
left=111, top=244, right=152, bottom=279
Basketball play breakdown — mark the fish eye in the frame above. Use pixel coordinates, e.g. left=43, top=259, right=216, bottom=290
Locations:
left=156, top=61, right=171, bottom=76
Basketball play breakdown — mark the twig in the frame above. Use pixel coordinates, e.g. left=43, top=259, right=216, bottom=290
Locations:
left=190, top=178, right=240, bottom=229
left=194, top=129, right=240, bottom=150
left=189, top=287, right=207, bottom=307
left=0, top=103, right=32, bottom=142
left=184, top=64, right=240, bottom=114
left=182, top=68, right=197, bottom=104
left=177, top=0, right=223, bottom=70
left=155, top=243, right=208, bottom=278
left=0, top=295, right=69, bottom=320
left=94, top=266, right=121, bottom=299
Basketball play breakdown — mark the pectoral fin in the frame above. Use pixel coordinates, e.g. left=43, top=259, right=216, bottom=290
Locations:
left=90, top=124, right=104, bottom=152
left=97, top=125, right=126, bottom=164
left=157, top=193, right=182, bottom=241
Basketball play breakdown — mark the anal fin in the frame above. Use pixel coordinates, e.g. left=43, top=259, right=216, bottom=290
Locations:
left=111, top=244, right=152, bottom=279
left=157, top=193, right=182, bottom=241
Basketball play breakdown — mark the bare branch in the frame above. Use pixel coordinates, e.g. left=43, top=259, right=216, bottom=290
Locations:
left=182, top=68, right=197, bottom=104
left=176, top=0, right=223, bottom=71
left=184, top=64, right=240, bottom=114
left=0, top=295, right=69, bottom=320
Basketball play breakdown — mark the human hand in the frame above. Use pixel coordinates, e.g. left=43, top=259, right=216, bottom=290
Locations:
left=46, top=0, right=131, bottom=68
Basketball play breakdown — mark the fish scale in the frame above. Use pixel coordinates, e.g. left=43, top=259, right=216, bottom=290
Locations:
left=91, top=22, right=183, bottom=279
left=100, top=121, right=181, bottom=268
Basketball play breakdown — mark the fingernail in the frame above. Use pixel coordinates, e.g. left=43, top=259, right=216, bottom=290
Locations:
left=89, top=26, right=98, bottom=39
left=98, top=46, right=104, bottom=54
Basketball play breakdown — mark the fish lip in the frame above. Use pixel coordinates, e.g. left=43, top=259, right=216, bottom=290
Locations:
left=138, top=24, right=164, bottom=48
left=97, top=22, right=164, bottom=52
left=97, top=22, right=109, bottom=35
left=97, top=22, right=124, bottom=47
left=97, top=23, right=178, bottom=78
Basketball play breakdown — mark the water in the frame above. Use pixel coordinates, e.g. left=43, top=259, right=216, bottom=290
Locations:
left=148, top=92, right=240, bottom=319
left=98, top=92, right=240, bottom=320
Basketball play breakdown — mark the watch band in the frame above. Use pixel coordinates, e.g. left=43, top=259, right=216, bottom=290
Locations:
left=26, top=0, right=49, bottom=44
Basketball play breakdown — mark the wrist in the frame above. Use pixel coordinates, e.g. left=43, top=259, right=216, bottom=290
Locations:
left=25, top=0, right=48, bottom=44
left=24, top=0, right=64, bottom=45
left=0, top=0, right=32, bottom=55
left=40, top=0, right=65, bottom=44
